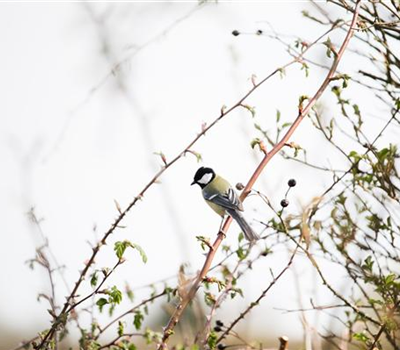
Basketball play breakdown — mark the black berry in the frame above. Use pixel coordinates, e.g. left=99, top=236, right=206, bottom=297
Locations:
left=288, top=179, right=297, bottom=187
left=256, top=29, right=263, bottom=35
left=216, top=320, right=224, bottom=327
left=280, top=199, right=289, bottom=208
left=232, top=30, right=240, bottom=36
left=236, top=182, right=245, bottom=191
left=214, top=326, right=222, bottom=332
left=218, top=344, right=227, bottom=350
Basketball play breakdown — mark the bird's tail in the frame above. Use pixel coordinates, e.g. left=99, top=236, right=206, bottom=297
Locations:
left=228, top=209, right=260, bottom=242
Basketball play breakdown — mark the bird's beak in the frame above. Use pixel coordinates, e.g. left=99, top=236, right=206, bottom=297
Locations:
left=191, top=181, right=196, bottom=186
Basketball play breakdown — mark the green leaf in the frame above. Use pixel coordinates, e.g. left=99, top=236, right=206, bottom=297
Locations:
left=353, top=104, right=361, bottom=116
left=281, top=122, right=292, bottom=129
left=323, top=37, right=333, bottom=58
left=118, top=321, right=124, bottom=337
left=114, top=240, right=147, bottom=263
left=144, top=328, right=163, bottom=345
left=377, top=147, right=390, bottom=162
left=368, top=298, right=383, bottom=306
left=353, top=331, right=369, bottom=343
left=96, top=298, right=108, bottom=313
left=349, top=150, right=363, bottom=163
left=331, top=85, right=341, bottom=97
left=126, top=284, right=134, bottom=302
left=109, top=286, right=123, bottom=304
left=236, top=246, right=248, bottom=261
left=207, top=330, right=218, bottom=350
left=250, top=138, right=262, bottom=150
left=134, top=310, right=144, bottom=330
left=278, top=67, right=286, bottom=79
left=301, top=62, right=309, bottom=77
left=230, top=287, right=244, bottom=299
left=298, top=95, right=309, bottom=105
left=196, top=235, right=211, bottom=251
left=114, top=241, right=128, bottom=260
left=194, top=152, right=203, bottom=163
left=395, top=98, right=400, bottom=110
left=86, top=340, right=100, bottom=350
left=276, top=110, right=281, bottom=122
left=384, top=273, right=396, bottom=285
left=241, top=104, right=256, bottom=118
left=362, top=256, right=374, bottom=272
left=108, top=304, right=116, bottom=317
left=204, top=292, right=216, bottom=307
left=132, top=243, right=148, bottom=263
left=90, top=272, right=98, bottom=288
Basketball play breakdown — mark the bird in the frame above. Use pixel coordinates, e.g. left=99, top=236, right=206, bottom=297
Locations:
left=191, top=167, right=260, bottom=242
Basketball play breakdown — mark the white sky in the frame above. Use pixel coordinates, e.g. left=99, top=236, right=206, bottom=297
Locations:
left=0, top=1, right=395, bottom=348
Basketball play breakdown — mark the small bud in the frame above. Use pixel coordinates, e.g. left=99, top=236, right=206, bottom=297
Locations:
left=220, top=105, right=227, bottom=115
left=256, top=29, right=263, bottom=35
left=236, top=182, right=245, bottom=191
left=251, top=74, right=257, bottom=87
left=280, top=199, right=289, bottom=208
left=288, top=179, right=297, bottom=187
left=232, top=30, right=240, bottom=36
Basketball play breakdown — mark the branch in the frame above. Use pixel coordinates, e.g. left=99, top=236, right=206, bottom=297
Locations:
left=34, top=7, right=339, bottom=349
left=96, top=289, right=170, bottom=339
left=216, top=245, right=298, bottom=344
left=158, top=1, right=362, bottom=348
left=369, top=300, right=400, bottom=350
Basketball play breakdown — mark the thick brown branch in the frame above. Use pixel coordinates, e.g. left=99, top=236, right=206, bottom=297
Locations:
left=158, top=1, right=362, bottom=348
left=34, top=9, right=338, bottom=350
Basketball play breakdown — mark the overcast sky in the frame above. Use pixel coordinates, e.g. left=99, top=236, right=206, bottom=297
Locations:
left=1, top=2, right=395, bottom=348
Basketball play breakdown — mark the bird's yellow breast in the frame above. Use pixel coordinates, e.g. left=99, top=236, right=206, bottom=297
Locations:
left=202, top=175, right=231, bottom=217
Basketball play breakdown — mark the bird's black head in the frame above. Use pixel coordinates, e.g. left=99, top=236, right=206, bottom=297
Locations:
left=191, top=167, right=215, bottom=188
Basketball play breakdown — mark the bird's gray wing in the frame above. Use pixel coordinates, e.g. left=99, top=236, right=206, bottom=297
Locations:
left=204, top=187, right=243, bottom=211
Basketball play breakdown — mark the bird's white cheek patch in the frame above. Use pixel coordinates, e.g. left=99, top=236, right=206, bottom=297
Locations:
left=198, top=173, right=213, bottom=185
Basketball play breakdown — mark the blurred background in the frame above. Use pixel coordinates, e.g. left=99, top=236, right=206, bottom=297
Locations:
left=1, top=1, right=397, bottom=349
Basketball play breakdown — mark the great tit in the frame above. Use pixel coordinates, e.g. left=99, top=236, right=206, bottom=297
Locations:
left=191, top=167, right=260, bottom=242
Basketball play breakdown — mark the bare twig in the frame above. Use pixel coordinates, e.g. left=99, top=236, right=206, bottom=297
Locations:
left=216, top=246, right=299, bottom=344
left=35, top=6, right=344, bottom=349
left=369, top=300, right=400, bottom=350
left=95, top=289, right=170, bottom=339
left=158, top=2, right=362, bottom=348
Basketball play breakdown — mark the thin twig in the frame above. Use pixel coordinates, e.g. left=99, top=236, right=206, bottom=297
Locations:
left=35, top=8, right=340, bottom=348
left=216, top=245, right=299, bottom=344
left=158, top=2, right=362, bottom=348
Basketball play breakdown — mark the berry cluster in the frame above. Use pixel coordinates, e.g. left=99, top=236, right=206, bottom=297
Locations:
left=280, top=179, right=296, bottom=208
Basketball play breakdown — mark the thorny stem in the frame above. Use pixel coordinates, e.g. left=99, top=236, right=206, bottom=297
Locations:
left=34, top=7, right=340, bottom=350
left=197, top=248, right=266, bottom=346
left=95, top=289, right=170, bottom=339
left=98, top=332, right=144, bottom=350
left=216, top=245, right=299, bottom=344
left=369, top=300, right=400, bottom=349
left=66, top=260, right=121, bottom=313
left=158, top=1, right=362, bottom=348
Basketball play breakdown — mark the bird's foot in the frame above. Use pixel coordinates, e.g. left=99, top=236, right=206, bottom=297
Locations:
left=218, top=230, right=226, bottom=239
